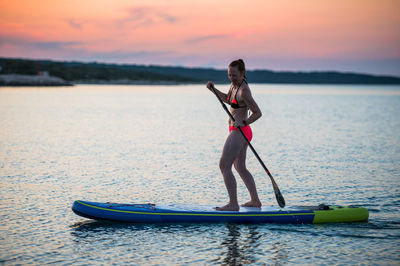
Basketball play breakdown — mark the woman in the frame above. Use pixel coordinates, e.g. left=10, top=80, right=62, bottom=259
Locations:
left=206, top=59, right=263, bottom=211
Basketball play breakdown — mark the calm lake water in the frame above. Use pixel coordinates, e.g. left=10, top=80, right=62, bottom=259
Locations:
left=1, top=84, right=400, bottom=265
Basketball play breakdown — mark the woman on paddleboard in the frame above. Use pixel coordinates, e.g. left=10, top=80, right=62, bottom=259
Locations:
left=206, top=59, right=263, bottom=211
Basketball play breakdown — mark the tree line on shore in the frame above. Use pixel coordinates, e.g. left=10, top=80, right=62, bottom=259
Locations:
left=1, top=57, right=399, bottom=85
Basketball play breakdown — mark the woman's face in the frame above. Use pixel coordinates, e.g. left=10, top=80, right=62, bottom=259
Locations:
left=228, top=66, right=243, bottom=85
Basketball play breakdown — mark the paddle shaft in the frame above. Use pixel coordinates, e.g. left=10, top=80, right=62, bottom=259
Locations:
left=210, top=85, right=286, bottom=208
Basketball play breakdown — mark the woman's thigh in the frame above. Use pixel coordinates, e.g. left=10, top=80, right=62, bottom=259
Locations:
left=220, top=130, right=247, bottom=167
left=234, top=144, right=248, bottom=172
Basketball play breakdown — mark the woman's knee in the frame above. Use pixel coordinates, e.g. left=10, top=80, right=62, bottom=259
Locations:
left=234, top=162, right=247, bottom=176
left=219, top=157, right=232, bottom=173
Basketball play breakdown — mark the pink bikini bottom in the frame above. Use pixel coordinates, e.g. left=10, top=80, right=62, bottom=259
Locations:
left=229, top=125, right=253, bottom=142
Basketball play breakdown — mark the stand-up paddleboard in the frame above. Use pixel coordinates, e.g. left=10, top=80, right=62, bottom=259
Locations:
left=72, top=200, right=368, bottom=224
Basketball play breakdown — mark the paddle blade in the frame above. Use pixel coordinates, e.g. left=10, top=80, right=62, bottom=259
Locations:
left=271, top=179, right=286, bottom=208
left=274, top=189, right=286, bottom=208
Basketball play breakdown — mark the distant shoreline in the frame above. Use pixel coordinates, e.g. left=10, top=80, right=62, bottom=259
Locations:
left=2, top=75, right=400, bottom=87
left=0, top=74, right=72, bottom=86
left=1, top=57, right=400, bottom=86
left=73, top=79, right=198, bottom=85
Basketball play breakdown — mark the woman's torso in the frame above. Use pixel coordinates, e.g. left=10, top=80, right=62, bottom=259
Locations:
left=228, top=82, right=250, bottom=126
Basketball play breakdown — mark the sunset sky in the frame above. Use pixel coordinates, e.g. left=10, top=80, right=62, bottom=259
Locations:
left=0, top=0, right=399, bottom=76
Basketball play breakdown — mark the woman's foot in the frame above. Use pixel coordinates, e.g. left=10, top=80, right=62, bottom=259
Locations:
left=216, top=203, right=240, bottom=211
left=241, top=200, right=262, bottom=208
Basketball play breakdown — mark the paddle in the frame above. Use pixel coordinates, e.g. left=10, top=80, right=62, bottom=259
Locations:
left=210, top=85, right=286, bottom=208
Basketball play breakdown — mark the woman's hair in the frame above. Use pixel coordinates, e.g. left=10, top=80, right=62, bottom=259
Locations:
left=229, top=59, right=247, bottom=79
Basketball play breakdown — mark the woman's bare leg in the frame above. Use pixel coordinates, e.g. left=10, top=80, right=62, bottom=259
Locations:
left=217, top=131, right=247, bottom=211
left=234, top=144, right=262, bottom=207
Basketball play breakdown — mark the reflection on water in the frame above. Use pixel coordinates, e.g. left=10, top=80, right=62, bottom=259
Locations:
left=70, top=221, right=292, bottom=265
left=218, top=224, right=262, bottom=265
left=214, top=224, right=260, bottom=265
left=215, top=223, right=288, bottom=265
left=70, top=221, right=260, bottom=264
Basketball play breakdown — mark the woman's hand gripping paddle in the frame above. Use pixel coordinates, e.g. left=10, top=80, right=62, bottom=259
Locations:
left=210, top=85, right=286, bottom=208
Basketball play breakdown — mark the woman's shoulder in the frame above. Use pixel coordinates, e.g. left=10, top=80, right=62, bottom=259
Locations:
left=240, top=82, right=251, bottom=94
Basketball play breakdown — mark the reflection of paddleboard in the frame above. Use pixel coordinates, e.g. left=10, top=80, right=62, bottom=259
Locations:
left=72, top=200, right=368, bottom=224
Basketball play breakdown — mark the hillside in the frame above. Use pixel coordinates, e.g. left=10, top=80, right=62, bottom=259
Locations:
left=1, top=57, right=399, bottom=85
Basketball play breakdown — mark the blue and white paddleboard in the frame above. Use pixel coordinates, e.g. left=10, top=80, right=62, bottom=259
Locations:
left=72, top=200, right=368, bottom=224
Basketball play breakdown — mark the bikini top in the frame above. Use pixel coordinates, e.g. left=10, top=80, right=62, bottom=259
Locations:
left=227, top=79, right=247, bottom=109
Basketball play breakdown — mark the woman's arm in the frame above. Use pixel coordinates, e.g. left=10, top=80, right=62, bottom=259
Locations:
left=242, top=88, right=262, bottom=125
left=206, top=81, right=229, bottom=104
